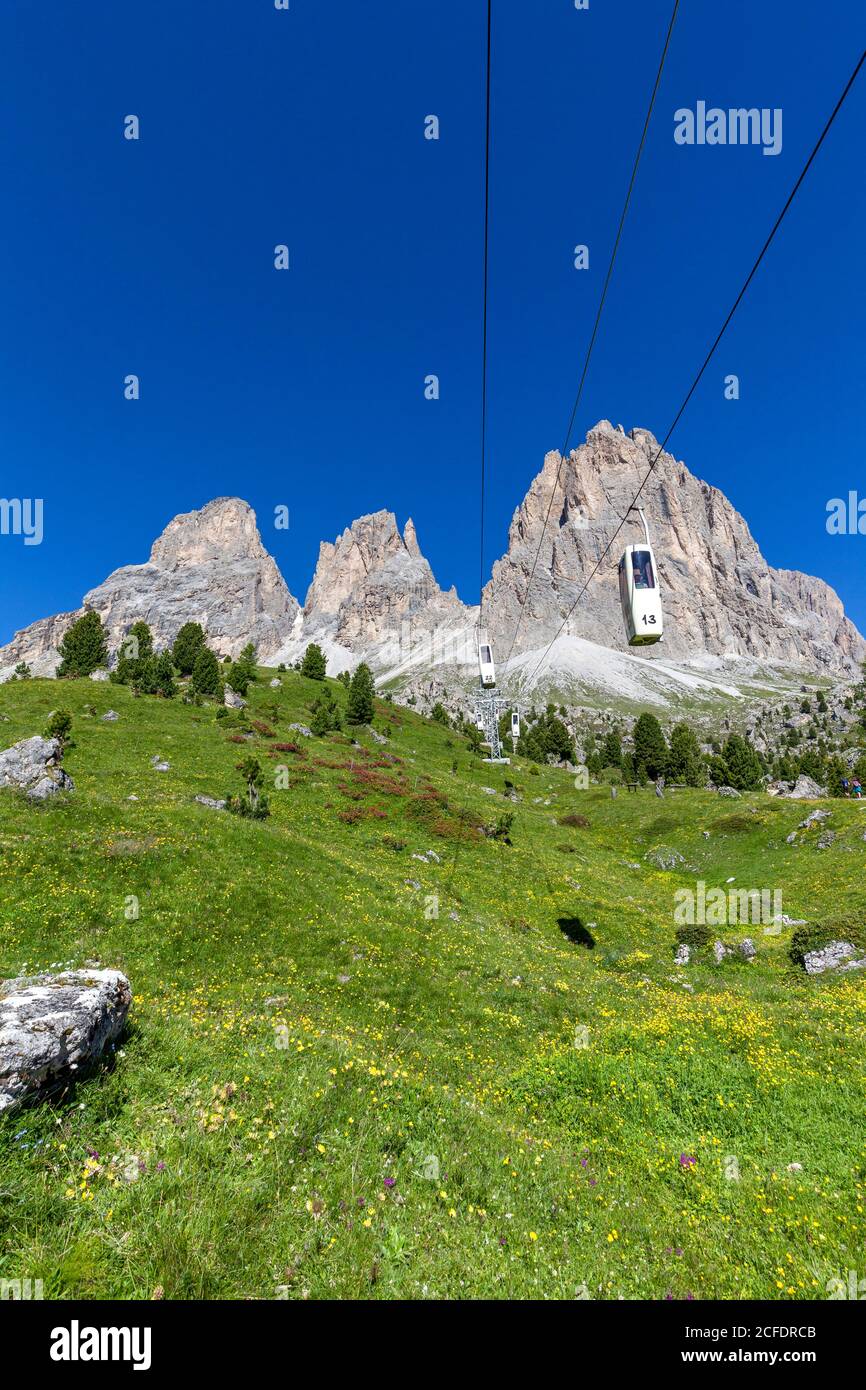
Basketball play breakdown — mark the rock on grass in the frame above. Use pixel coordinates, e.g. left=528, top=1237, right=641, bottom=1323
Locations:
left=0, top=969, right=131, bottom=1112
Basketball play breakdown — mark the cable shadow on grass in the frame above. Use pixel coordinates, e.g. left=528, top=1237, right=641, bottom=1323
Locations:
left=558, top=916, right=595, bottom=948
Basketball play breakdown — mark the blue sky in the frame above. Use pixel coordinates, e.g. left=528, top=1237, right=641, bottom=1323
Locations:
left=1, top=0, right=864, bottom=645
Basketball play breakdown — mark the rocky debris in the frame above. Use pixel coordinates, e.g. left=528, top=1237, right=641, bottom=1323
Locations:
left=101, top=710, right=119, bottom=722
left=803, top=941, right=861, bottom=975
left=816, top=831, right=836, bottom=850
left=367, top=726, right=388, bottom=745
left=0, top=498, right=300, bottom=675
left=767, top=780, right=792, bottom=797
left=674, top=944, right=690, bottom=966
left=0, top=969, right=131, bottom=1112
left=713, top=941, right=731, bottom=963
left=786, top=1162, right=803, bottom=1173
left=784, top=774, right=827, bottom=800
left=717, top=786, right=741, bottom=798
left=89, top=669, right=110, bottom=682
left=195, top=795, right=227, bottom=811
left=289, top=723, right=312, bottom=738
left=645, top=848, right=685, bottom=871
left=404, top=879, right=421, bottom=891
left=269, top=678, right=282, bottom=689
left=772, top=913, right=806, bottom=927
left=481, top=786, right=498, bottom=797
left=150, top=756, right=170, bottom=772
left=337, top=974, right=351, bottom=985
left=738, top=938, right=757, bottom=960
left=412, top=849, right=440, bottom=864
left=0, top=735, right=74, bottom=801
left=799, top=809, right=830, bottom=829
left=224, top=686, right=246, bottom=710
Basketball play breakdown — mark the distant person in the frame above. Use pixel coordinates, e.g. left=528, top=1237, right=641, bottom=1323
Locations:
left=853, top=779, right=862, bottom=799
left=842, top=778, right=849, bottom=796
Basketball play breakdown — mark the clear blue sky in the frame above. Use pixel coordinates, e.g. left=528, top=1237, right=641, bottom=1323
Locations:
left=1, top=0, right=864, bottom=645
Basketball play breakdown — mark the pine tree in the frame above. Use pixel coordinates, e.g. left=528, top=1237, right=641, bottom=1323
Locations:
left=153, top=651, right=177, bottom=698
left=310, top=686, right=341, bottom=735
left=227, top=643, right=258, bottom=695
left=632, top=713, right=668, bottom=781
left=115, top=621, right=154, bottom=685
left=57, top=612, right=108, bottom=678
left=601, top=730, right=622, bottom=768
left=346, top=663, right=375, bottom=724
left=227, top=756, right=270, bottom=819
left=300, top=643, right=327, bottom=680
left=172, top=622, right=207, bottom=675
left=667, top=723, right=706, bottom=787
left=721, top=733, right=764, bottom=791
left=191, top=646, right=222, bottom=698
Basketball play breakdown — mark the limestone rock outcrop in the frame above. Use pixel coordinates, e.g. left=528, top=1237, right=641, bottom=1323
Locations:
left=0, top=735, right=73, bottom=800
left=0, top=969, right=131, bottom=1112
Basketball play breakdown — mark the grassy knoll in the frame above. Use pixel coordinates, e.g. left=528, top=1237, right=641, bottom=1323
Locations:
left=1, top=672, right=865, bottom=1299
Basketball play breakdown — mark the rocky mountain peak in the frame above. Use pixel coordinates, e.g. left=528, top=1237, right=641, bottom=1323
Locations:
left=0, top=498, right=299, bottom=674
left=302, top=511, right=444, bottom=623
left=485, top=422, right=864, bottom=673
left=150, top=497, right=268, bottom=569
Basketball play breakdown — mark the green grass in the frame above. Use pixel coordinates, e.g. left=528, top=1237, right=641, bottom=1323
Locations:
left=1, top=672, right=865, bottom=1300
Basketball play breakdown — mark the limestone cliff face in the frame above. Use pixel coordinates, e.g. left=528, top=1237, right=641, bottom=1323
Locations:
left=0, top=498, right=299, bottom=673
left=482, top=422, right=865, bottom=672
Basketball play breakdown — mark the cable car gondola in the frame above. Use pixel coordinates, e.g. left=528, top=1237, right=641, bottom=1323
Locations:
left=618, top=508, right=663, bottom=646
left=510, top=709, right=520, bottom=740
left=476, top=626, right=496, bottom=687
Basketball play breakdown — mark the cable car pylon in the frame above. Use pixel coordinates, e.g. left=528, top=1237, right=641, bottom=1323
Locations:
left=472, top=625, right=510, bottom=763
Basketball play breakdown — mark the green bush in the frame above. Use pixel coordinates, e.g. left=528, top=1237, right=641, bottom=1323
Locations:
left=790, top=918, right=865, bottom=967
left=44, top=708, right=73, bottom=750
left=675, top=924, right=711, bottom=948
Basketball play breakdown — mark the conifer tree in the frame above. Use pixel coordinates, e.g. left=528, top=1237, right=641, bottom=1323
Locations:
left=172, top=622, right=207, bottom=675
left=346, top=663, right=375, bottom=724
left=57, top=612, right=109, bottom=678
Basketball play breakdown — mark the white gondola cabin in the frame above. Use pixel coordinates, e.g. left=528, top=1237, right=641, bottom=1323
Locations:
left=618, top=509, right=663, bottom=646
left=510, top=709, right=520, bottom=740
left=476, top=627, right=496, bottom=687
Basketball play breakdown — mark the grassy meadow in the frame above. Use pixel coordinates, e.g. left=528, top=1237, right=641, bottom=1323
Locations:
left=1, top=671, right=865, bottom=1300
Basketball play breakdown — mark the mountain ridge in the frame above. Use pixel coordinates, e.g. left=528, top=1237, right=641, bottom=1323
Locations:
left=2, top=424, right=862, bottom=697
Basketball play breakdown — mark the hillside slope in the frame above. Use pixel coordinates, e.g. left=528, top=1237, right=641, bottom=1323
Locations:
left=1, top=676, right=865, bottom=1299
